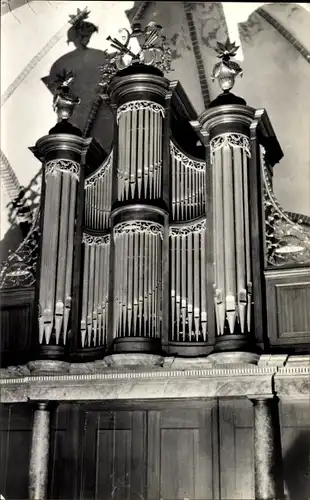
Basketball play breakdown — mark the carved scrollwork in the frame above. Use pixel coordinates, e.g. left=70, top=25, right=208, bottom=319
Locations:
left=113, top=220, right=164, bottom=239
left=169, top=219, right=206, bottom=237
left=85, top=151, right=113, bottom=188
left=45, top=159, right=80, bottom=181
left=210, top=133, right=251, bottom=158
left=170, top=141, right=205, bottom=171
left=82, top=233, right=110, bottom=246
left=116, top=101, right=165, bottom=123
left=0, top=207, right=40, bottom=289
left=261, top=146, right=310, bottom=266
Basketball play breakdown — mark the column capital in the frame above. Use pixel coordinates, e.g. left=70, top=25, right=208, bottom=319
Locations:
left=30, top=135, right=105, bottom=171
left=250, top=395, right=279, bottom=404
left=37, top=402, right=49, bottom=411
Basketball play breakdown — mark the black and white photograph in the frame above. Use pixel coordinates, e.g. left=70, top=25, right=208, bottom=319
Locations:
left=0, top=1, right=310, bottom=499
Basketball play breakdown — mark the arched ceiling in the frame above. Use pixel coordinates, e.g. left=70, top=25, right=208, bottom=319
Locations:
left=1, top=1, right=310, bottom=251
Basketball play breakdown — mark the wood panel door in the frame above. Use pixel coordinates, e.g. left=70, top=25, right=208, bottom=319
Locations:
left=218, top=398, right=255, bottom=500
left=0, top=404, right=34, bottom=500
left=147, top=404, right=219, bottom=500
left=280, top=400, right=310, bottom=500
left=80, top=410, right=146, bottom=500
left=48, top=403, right=81, bottom=500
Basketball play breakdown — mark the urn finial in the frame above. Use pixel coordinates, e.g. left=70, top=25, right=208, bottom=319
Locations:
left=211, top=38, right=243, bottom=93
left=52, top=70, right=80, bottom=122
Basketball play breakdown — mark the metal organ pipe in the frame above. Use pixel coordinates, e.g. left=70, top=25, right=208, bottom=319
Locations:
left=210, top=133, right=252, bottom=336
left=84, top=151, right=113, bottom=231
left=80, top=234, right=110, bottom=348
left=170, top=141, right=206, bottom=221
left=112, top=221, right=164, bottom=339
left=169, top=219, right=207, bottom=342
left=39, top=160, right=80, bottom=346
left=116, top=101, right=165, bottom=201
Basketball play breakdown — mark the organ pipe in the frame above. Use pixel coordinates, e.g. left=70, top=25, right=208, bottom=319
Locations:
left=84, top=151, right=113, bottom=230
left=170, top=141, right=206, bottom=221
left=116, top=101, right=164, bottom=201
left=169, top=218, right=207, bottom=342
left=112, top=220, right=164, bottom=339
left=39, top=159, right=80, bottom=346
left=80, top=234, right=110, bottom=348
left=210, top=133, right=252, bottom=336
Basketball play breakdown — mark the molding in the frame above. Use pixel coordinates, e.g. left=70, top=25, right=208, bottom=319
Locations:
left=82, top=233, right=110, bottom=246
left=117, top=100, right=165, bottom=123
left=170, top=141, right=205, bottom=171
left=0, top=355, right=309, bottom=403
left=183, top=1, right=211, bottom=108
left=257, top=7, right=310, bottom=65
left=169, top=218, right=206, bottom=236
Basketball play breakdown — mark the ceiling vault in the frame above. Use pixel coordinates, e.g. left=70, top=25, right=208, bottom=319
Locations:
left=183, top=2, right=211, bottom=109
left=1, top=2, right=310, bottom=205
left=257, top=7, right=310, bottom=64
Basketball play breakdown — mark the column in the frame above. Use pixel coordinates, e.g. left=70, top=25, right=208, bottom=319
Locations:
left=191, top=106, right=283, bottom=356
left=29, top=402, right=50, bottom=500
left=29, top=134, right=105, bottom=368
left=106, top=69, right=171, bottom=354
left=252, top=397, right=284, bottom=500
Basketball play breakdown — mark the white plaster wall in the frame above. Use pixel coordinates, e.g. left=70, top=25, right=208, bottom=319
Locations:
left=190, top=2, right=310, bottom=216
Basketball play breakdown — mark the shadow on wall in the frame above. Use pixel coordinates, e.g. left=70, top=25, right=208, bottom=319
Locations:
left=42, top=8, right=115, bottom=153
left=1, top=9, right=115, bottom=262
left=283, top=431, right=310, bottom=500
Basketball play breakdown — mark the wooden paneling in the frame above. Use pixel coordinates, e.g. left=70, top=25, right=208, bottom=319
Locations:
left=0, top=404, right=34, bottom=500
left=48, top=403, right=81, bottom=500
left=218, top=398, right=310, bottom=500
left=0, top=287, right=35, bottom=366
left=280, top=400, right=310, bottom=500
left=265, top=268, right=310, bottom=348
left=218, top=398, right=255, bottom=500
left=147, top=404, right=218, bottom=500
left=80, top=410, right=146, bottom=500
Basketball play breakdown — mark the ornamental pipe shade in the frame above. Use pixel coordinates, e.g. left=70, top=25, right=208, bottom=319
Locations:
left=191, top=105, right=283, bottom=351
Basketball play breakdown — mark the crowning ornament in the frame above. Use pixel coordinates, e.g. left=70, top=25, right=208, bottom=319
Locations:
left=211, top=38, right=243, bottom=92
left=99, top=21, right=172, bottom=95
left=52, top=70, right=80, bottom=122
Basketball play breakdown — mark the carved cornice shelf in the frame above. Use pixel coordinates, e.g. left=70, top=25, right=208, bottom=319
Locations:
left=1, top=355, right=309, bottom=403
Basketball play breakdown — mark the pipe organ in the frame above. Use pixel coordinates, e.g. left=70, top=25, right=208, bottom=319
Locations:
left=28, top=26, right=287, bottom=363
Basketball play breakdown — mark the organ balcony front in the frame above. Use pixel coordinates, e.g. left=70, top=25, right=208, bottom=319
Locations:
left=1, top=26, right=310, bottom=371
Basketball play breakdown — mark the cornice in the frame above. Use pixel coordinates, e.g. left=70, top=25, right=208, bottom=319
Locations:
left=1, top=355, right=309, bottom=403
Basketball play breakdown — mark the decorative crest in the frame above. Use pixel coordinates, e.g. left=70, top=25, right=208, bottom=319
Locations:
left=52, top=70, right=80, bottom=122
left=68, top=7, right=90, bottom=26
left=67, top=7, right=98, bottom=48
left=211, top=38, right=243, bottom=93
left=99, top=21, right=172, bottom=94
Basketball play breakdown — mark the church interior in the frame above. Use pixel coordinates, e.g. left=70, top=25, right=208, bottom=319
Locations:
left=0, top=1, right=310, bottom=499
